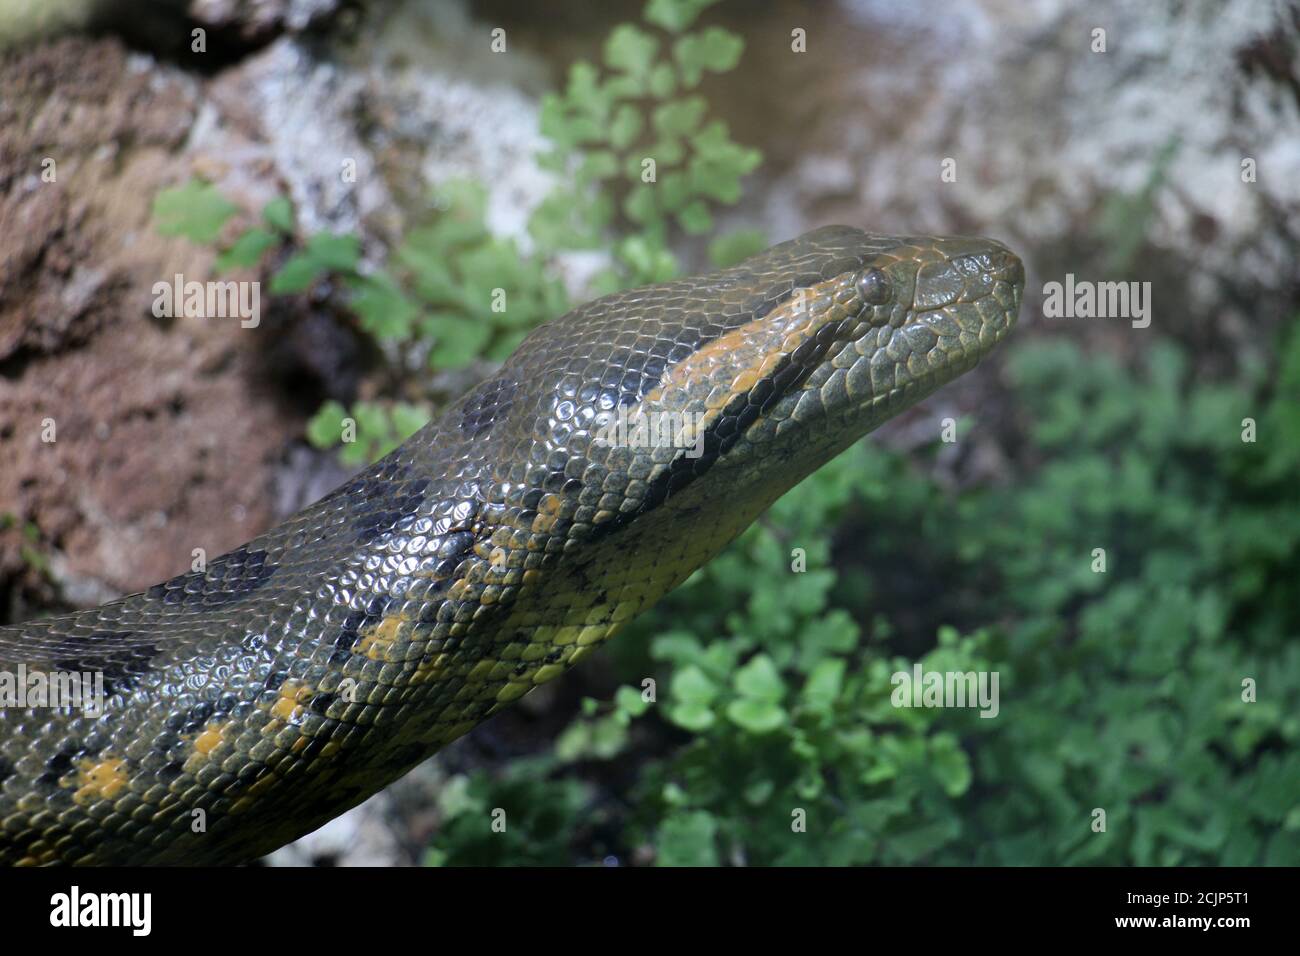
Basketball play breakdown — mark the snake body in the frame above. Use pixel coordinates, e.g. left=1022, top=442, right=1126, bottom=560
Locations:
left=0, top=226, right=1023, bottom=864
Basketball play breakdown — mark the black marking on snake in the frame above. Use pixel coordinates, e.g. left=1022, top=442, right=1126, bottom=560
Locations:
left=0, top=757, right=12, bottom=786
left=461, top=376, right=517, bottom=438
left=350, top=479, right=432, bottom=544
left=152, top=731, right=188, bottom=780
left=234, top=763, right=266, bottom=785
left=152, top=732, right=182, bottom=757
left=585, top=334, right=837, bottom=542
left=148, top=545, right=277, bottom=609
left=166, top=701, right=215, bottom=735
left=437, top=531, right=477, bottom=562
left=299, top=737, right=328, bottom=762
left=53, top=630, right=159, bottom=697
left=567, top=557, right=595, bottom=591
left=557, top=273, right=836, bottom=416
left=318, top=459, right=435, bottom=545
left=39, top=746, right=76, bottom=787
left=241, top=632, right=269, bottom=654
left=320, top=457, right=412, bottom=506
left=331, top=594, right=392, bottom=657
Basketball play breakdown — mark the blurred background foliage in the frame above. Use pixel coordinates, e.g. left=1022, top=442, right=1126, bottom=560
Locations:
left=79, top=0, right=1300, bottom=864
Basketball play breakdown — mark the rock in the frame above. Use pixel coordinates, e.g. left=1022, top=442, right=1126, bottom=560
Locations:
left=0, top=38, right=300, bottom=599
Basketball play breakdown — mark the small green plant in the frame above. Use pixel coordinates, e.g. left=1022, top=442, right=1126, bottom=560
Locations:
left=0, top=514, right=50, bottom=578
left=531, top=0, right=763, bottom=287
left=305, top=399, right=430, bottom=468
left=421, top=758, right=591, bottom=867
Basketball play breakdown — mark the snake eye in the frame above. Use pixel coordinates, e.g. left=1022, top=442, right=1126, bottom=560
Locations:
left=857, top=268, right=891, bottom=306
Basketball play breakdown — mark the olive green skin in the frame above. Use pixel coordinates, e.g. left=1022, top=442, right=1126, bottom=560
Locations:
left=0, top=226, right=1023, bottom=865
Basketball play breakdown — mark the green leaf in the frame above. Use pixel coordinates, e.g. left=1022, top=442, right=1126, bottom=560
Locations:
left=668, top=701, right=715, bottom=731
left=305, top=232, right=361, bottom=272
left=645, top=138, right=686, bottom=167
left=743, top=778, right=775, bottom=805
left=688, top=120, right=761, bottom=203
left=733, top=654, right=784, bottom=700
left=726, top=698, right=785, bottom=733
left=929, top=734, right=973, bottom=798
left=608, top=104, right=644, bottom=151
left=671, top=664, right=717, bottom=705
left=616, top=234, right=678, bottom=283
left=708, top=228, right=767, bottom=267
left=615, top=684, right=652, bottom=717
left=667, top=664, right=717, bottom=731
left=528, top=191, right=609, bottom=251
left=648, top=62, right=677, bottom=98
left=214, top=227, right=276, bottom=273
left=673, top=28, right=744, bottom=86
left=652, top=97, right=707, bottom=138
left=486, top=329, right=531, bottom=361
left=305, top=400, right=350, bottom=449
left=398, top=232, right=462, bottom=303
left=389, top=402, right=431, bottom=440
left=153, top=179, right=237, bottom=244
left=645, top=0, right=719, bottom=33
left=349, top=272, right=420, bottom=340
left=590, top=716, right=628, bottom=758
left=651, top=630, right=704, bottom=663
left=562, top=62, right=605, bottom=114
left=554, top=721, right=591, bottom=762
left=269, top=253, right=326, bottom=294
left=262, top=196, right=295, bottom=234
left=423, top=315, right=493, bottom=368
left=676, top=200, right=712, bottom=235
left=623, top=187, right=659, bottom=226
left=803, top=658, right=846, bottom=711
left=657, top=811, right=719, bottom=866
left=604, top=24, right=658, bottom=84
left=579, top=150, right=620, bottom=181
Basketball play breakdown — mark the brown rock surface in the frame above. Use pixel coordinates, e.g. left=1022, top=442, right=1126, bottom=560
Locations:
left=0, top=38, right=301, bottom=609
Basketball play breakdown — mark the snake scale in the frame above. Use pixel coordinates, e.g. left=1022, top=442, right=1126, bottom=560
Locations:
left=0, top=226, right=1023, bottom=865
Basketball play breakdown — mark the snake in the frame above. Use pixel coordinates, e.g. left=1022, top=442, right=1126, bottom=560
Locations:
left=0, top=226, right=1023, bottom=865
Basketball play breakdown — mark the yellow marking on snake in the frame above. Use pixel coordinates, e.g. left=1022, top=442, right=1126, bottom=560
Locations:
left=356, top=616, right=405, bottom=661
left=74, top=758, right=128, bottom=805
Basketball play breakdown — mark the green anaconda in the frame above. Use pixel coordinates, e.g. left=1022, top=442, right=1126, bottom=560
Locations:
left=0, top=226, right=1024, bottom=865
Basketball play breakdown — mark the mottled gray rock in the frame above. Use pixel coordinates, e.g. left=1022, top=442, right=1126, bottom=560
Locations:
left=766, top=0, right=1298, bottom=322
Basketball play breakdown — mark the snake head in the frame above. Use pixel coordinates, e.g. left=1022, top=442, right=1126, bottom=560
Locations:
left=449, top=225, right=1023, bottom=582
left=487, top=226, right=1024, bottom=527
left=718, top=229, right=1027, bottom=475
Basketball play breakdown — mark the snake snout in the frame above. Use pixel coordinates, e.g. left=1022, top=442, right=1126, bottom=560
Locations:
left=912, top=239, right=1024, bottom=313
